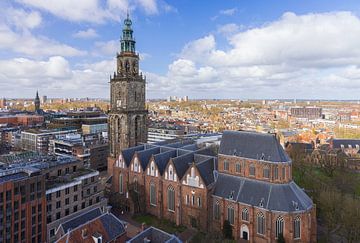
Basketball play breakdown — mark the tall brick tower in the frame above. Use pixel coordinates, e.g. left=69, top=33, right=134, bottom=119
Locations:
left=108, top=14, right=147, bottom=170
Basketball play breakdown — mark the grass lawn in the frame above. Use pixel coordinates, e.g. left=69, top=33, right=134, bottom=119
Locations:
left=132, top=214, right=187, bottom=234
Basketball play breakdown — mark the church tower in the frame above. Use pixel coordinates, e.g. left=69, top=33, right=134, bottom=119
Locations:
left=108, top=14, right=147, bottom=160
left=34, top=91, right=40, bottom=113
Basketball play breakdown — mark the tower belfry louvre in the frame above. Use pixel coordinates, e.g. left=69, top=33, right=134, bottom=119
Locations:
left=108, top=14, right=147, bottom=159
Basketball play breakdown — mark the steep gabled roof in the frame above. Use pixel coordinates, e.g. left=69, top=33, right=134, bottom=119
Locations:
left=136, top=147, right=161, bottom=171
left=196, top=158, right=215, bottom=186
left=172, top=152, right=194, bottom=179
left=121, top=145, right=145, bottom=167
left=219, top=130, right=290, bottom=163
left=153, top=150, right=177, bottom=175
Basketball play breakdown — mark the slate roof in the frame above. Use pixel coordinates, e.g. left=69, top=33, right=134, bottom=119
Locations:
left=213, top=173, right=313, bottom=212
left=153, top=150, right=177, bottom=175
left=332, top=139, right=360, bottom=149
left=196, top=158, right=215, bottom=186
left=136, top=147, right=161, bottom=170
left=60, top=207, right=102, bottom=233
left=122, top=145, right=145, bottom=167
left=126, top=226, right=182, bottom=243
left=181, top=144, right=199, bottom=151
left=172, top=152, right=194, bottom=179
left=56, top=212, right=126, bottom=243
left=219, top=130, right=290, bottom=163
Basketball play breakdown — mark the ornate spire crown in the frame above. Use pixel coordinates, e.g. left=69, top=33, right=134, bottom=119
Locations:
left=120, top=12, right=135, bottom=53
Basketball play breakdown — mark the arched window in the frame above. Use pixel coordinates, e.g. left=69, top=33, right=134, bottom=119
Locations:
left=282, top=167, right=286, bottom=179
left=257, top=212, right=265, bottom=235
left=263, top=166, right=270, bottom=179
left=276, top=216, right=284, bottom=239
left=213, top=201, right=220, bottom=220
left=274, top=166, right=279, bottom=180
left=197, top=197, right=201, bottom=207
left=150, top=182, right=156, bottom=206
left=249, top=164, right=255, bottom=176
left=168, top=165, right=174, bottom=181
left=167, top=186, right=175, bottom=211
left=119, top=173, right=123, bottom=194
left=241, top=208, right=249, bottom=221
left=227, top=206, right=235, bottom=225
left=235, top=163, right=241, bottom=173
left=294, top=216, right=301, bottom=239
left=224, top=160, right=229, bottom=171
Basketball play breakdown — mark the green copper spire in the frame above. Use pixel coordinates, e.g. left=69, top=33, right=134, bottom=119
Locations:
left=120, top=12, right=135, bottom=53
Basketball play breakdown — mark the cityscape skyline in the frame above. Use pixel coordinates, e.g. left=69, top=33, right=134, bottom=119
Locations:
left=1, top=0, right=360, bottom=99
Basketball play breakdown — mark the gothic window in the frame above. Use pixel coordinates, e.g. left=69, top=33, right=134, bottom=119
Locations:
left=150, top=161, right=155, bottom=176
left=241, top=208, right=249, bottom=221
left=134, top=158, right=139, bottom=172
left=276, top=216, right=284, bottom=239
left=224, top=160, right=229, bottom=171
left=213, top=201, right=220, bottom=220
left=236, top=163, right=241, bottom=173
left=294, top=216, right=301, bottom=239
left=263, top=166, right=270, bottom=179
left=282, top=167, right=286, bottom=179
left=167, top=186, right=175, bottom=211
left=257, top=212, right=265, bottom=235
left=227, top=206, right=235, bottom=225
left=274, top=166, right=279, bottom=180
left=168, top=165, right=174, bottom=181
left=249, top=164, right=256, bottom=176
left=150, top=182, right=156, bottom=206
left=197, top=197, right=201, bottom=207
left=185, top=195, right=189, bottom=205
left=133, top=61, right=137, bottom=74
left=192, top=195, right=195, bottom=205
left=119, top=173, right=123, bottom=194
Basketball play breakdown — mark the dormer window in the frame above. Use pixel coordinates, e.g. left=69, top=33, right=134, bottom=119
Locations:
left=229, top=190, right=234, bottom=200
left=259, top=198, right=264, bottom=207
left=260, top=153, right=265, bottom=160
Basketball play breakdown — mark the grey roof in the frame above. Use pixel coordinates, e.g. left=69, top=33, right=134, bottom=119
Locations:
left=181, top=144, right=198, bottom=151
left=213, top=173, right=313, bottom=212
left=0, top=172, right=28, bottom=184
left=172, top=153, right=194, bottom=179
left=136, top=147, right=161, bottom=170
left=60, top=207, right=102, bottom=233
left=122, top=145, right=145, bottom=167
left=153, top=150, right=177, bottom=175
left=332, top=139, right=360, bottom=149
left=196, top=158, right=215, bottom=186
left=219, top=130, right=290, bottom=163
left=99, top=213, right=126, bottom=239
left=126, top=226, right=182, bottom=243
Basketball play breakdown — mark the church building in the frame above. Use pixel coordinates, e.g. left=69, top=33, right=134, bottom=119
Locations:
left=108, top=16, right=316, bottom=243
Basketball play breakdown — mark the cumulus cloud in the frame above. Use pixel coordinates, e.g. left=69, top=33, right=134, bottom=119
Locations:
left=93, top=40, right=118, bottom=56
left=73, top=28, right=98, bottom=39
left=17, top=0, right=161, bottom=23
left=148, top=11, right=360, bottom=99
left=0, top=56, right=113, bottom=97
left=217, top=23, right=239, bottom=35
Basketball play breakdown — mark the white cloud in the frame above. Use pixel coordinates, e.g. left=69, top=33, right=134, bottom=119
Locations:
left=136, top=0, right=158, bottom=14
left=4, top=8, right=42, bottom=30
left=220, top=8, right=237, bottom=16
left=0, top=56, right=113, bottom=97
left=93, top=40, right=118, bottom=56
left=0, top=23, right=85, bottom=57
left=147, top=11, right=360, bottom=99
left=17, top=0, right=161, bottom=23
left=73, top=28, right=98, bottom=39
left=217, top=23, right=239, bottom=35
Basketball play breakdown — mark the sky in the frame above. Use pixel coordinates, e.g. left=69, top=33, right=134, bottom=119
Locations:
left=1, top=0, right=360, bottom=99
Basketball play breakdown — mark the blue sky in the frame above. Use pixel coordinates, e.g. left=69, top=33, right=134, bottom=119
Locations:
left=1, top=0, right=360, bottom=99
